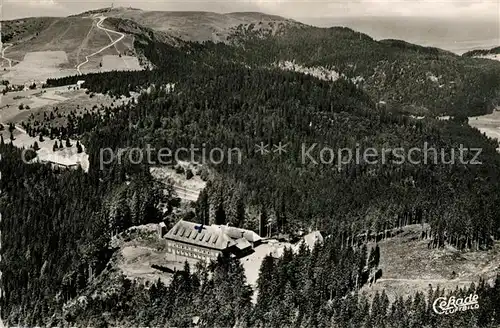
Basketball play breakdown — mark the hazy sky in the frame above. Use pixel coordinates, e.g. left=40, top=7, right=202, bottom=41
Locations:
left=2, top=0, right=500, bottom=21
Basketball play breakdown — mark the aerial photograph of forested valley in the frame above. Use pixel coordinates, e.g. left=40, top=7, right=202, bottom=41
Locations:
left=0, top=0, right=500, bottom=327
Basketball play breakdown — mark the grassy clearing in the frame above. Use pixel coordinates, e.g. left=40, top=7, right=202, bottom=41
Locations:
left=469, top=107, right=500, bottom=151
left=101, top=55, right=142, bottom=72
left=1, top=16, right=138, bottom=83
left=150, top=165, right=207, bottom=202
left=1, top=87, right=70, bottom=123
left=361, top=225, right=500, bottom=302
left=0, top=128, right=90, bottom=171
left=5, top=18, right=94, bottom=63
left=1, top=86, right=136, bottom=127
left=111, top=224, right=199, bottom=285
left=2, top=51, right=76, bottom=84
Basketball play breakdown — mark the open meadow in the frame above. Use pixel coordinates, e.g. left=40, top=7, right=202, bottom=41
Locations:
left=0, top=15, right=140, bottom=85
left=1, top=51, right=76, bottom=85
left=0, top=84, right=137, bottom=172
left=469, top=107, right=500, bottom=152
left=361, top=225, right=500, bottom=302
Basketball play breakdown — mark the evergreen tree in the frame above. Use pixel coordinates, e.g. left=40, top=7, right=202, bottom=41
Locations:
left=254, top=255, right=276, bottom=320
left=76, top=141, right=83, bottom=153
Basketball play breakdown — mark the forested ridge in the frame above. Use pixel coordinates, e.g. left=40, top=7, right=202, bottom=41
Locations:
left=2, top=18, right=500, bottom=327
left=47, top=61, right=500, bottom=249
left=463, top=46, right=500, bottom=57
left=40, top=238, right=500, bottom=327
left=0, top=141, right=172, bottom=323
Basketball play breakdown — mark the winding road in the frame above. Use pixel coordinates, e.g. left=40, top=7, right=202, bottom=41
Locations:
left=76, top=16, right=125, bottom=75
left=1, top=43, right=13, bottom=68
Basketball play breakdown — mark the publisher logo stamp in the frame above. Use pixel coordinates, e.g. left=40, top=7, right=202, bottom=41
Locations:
left=433, top=294, right=480, bottom=315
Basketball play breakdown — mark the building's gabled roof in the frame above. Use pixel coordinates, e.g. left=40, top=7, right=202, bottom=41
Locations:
left=302, top=231, right=323, bottom=249
left=165, top=220, right=236, bottom=250
left=212, top=225, right=262, bottom=243
left=235, top=238, right=252, bottom=250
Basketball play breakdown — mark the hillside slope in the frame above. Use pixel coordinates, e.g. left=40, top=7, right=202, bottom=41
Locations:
left=230, top=25, right=500, bottom=116
left=4, top=10, right=500, bottom=326
left=362, top=225, right=500, bottom=302
left=4, top=8, right=500, bottom=117
left=0, top=15, right=138, bottom=82
left=26, top=7, right=499, bottom=117
left=1, top=17, right=59, bottom=43
left=85, top=8, right=299, bottom=42
left=2, top=17, right=118, bottom=65
left=463, top=46, right=500, bottom=57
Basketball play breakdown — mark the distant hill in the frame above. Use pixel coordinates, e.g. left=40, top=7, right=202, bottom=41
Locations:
left=463, top=46, right=500, bottom=57
left=1, top=16, right=136, bottom=70
left=378, top=39, right=453, bottom=56
left=0, top=8, right=299, bottom=69
left=70, top=7, right=299, bottom=43
left=4, top=7, right=500, bottom=116
left=0, top=17, right=59, bottom=43
left=5, top=8, right=500, bottom=328
left=105, top=8, right=299, bottom=42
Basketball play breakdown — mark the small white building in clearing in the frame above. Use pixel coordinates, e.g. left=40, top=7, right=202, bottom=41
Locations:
left=269, top=231, right=324, bottom=258
left=290, top=231, right=324, bottom=254
left=76, top=80, right=85, bottom=88
left=301, top=231, right=324, bottom=249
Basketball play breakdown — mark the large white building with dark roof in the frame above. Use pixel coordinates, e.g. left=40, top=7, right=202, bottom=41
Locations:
left=164, top=220, right=262, bottom=261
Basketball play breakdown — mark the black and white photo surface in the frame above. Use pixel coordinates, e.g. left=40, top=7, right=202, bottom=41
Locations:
left=0, top=0, right=499, bottom=327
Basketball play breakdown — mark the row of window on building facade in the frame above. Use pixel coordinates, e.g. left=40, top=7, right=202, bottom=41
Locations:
left=166, top=241, right=219, bottom=260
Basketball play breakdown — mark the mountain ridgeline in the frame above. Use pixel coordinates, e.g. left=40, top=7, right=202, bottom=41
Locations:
left=3, top=9, right=500, bottom=327
left=48, top=12, right=500, bottom=117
